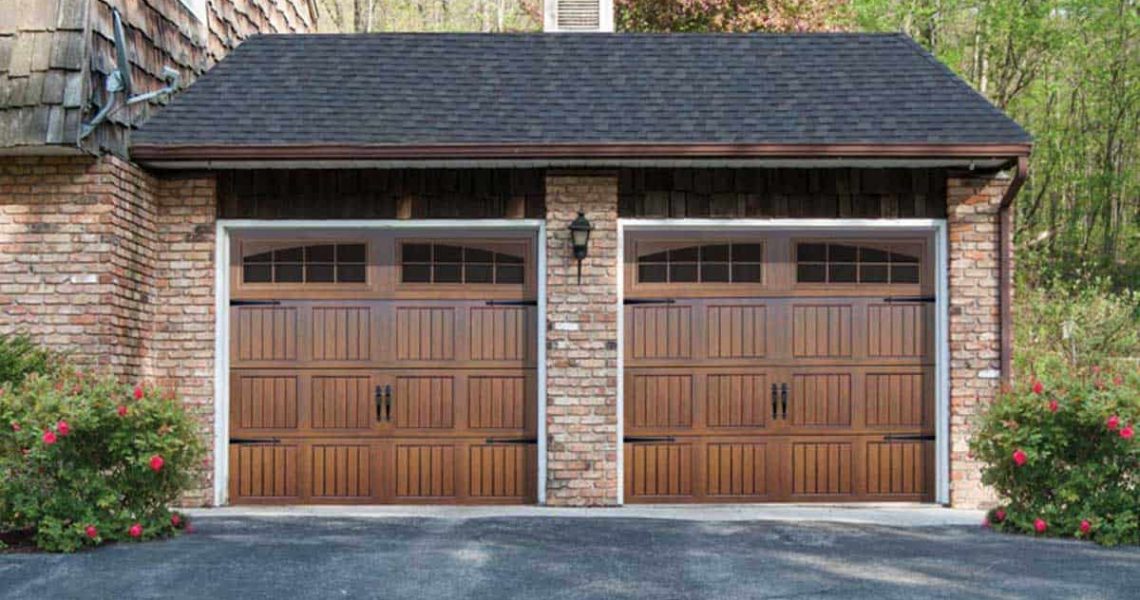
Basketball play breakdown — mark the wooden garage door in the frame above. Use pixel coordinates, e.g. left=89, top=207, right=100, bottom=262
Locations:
left=623, top=232, right=935, bottom=503
left=227, top=232, right=538, bottom=504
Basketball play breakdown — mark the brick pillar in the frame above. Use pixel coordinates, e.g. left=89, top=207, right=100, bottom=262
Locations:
left=148, top=176, right=218, bottom=506
left=946, top=170, right=1013, bottom=508
left=544, top=172, right=620, bottom=506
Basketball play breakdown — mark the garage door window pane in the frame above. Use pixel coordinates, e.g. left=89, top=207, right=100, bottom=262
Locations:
left=796, top=242, right=923, bottom=285
left=636, top=242, right=763, bottom=285
left=242, top=242, right=368, bottom=285
left=400, top=242, right=526, bottom=284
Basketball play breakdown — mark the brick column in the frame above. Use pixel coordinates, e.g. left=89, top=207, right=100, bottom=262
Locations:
left=544, top=172, right=620, bottom=506
left=946, top=171, right=1013, bottom=508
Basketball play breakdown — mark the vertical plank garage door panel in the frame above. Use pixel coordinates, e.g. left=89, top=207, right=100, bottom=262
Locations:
left=624, top=232, right=935, bottom=502
left=228, top=233, right=537, bottom=505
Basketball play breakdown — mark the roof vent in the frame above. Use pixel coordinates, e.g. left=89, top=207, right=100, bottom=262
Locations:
left=545, top=0, right=613, bottom=32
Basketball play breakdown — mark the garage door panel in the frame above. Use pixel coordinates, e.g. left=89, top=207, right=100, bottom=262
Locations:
left=393, top=444, right=458, bottom=499
left=706, top=303, right=769, bottom=359
left=789, top=440, right=854, bottom=497
left=229, top=443, right=301, bottom=502
left=788, top=372, right=852, bottom=428
left=628, top=304, right=693, bottom=360
left=864, top=371, right=930, bottom=428
left=310, top=374, right=376, bottom=430
left=705, top=442, right=773, bottom=498
left=705, top=373, right=771, bottom=429
left=231, top=305, right=299, bottom=364
left=791, top=304, right=853, bottom=359
left=625, top=442, right=695, bottom=501
left=468, top=306, right=535, bottom=362
left=394, top=306, right=456, bottom=361
left=309, top=444, right=375, bottom=500
left=468, top=374, right=531, bottom=431
left=866, top=303, right=931, bottom=359
left=468, top=444, right=535, bottom=499
left=865, top=440, right=933, bottom=498
left=393, top=375, right=456, bottom=430
left=231, top=373, right=300, bottom=431
left=310, top=305, right=374, bottom=362
left=627, top=373, right=694, bottom=430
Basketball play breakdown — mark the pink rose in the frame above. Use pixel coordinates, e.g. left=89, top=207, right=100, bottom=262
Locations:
left=1107, top=415, right=1120, bottom=431
left=1031, top=380, right=1044, bottom=395
left=171, top=514, right=182, bottom=528
left=982, top=517, right=991, bottom=528
left=117, top=405, right=128, bottom=417
left=42, top=430, right=57, bottom=445
left=149, top=455, right=165, bottom=472
left=1048, top=399, right=1058, bottom=413
left=128, top=523, right=142, bottom=538
left=133, top=385, right=144, bottom=400
left=85, top=525, right=98, bottom=539
left=1034, top=519, right=1047, bottom=534
left=994, top=509, right=1007, bottom=523
left=1012, top=449, right=1028, bottom=467
left=56, top=420, right=70, bottom=436
left=1079, top=520, right=1091, bottom=535
left=1113, top=375, right=1123, bottom=386
left=10, top=421, right=19, bottom=432
left=1121, top=426, right=1134, bottom=440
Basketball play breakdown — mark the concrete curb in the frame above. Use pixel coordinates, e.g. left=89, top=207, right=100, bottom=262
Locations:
left=184, top=504, right=985, bottom=527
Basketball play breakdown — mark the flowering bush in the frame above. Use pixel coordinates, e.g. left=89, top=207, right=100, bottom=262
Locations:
left=0, top=369, right=202, bottom=552
left=971, top=356, right=1140, bottom=546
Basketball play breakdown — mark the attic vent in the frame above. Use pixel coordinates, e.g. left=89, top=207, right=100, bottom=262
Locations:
left=545, top=0, right=613, bottom=32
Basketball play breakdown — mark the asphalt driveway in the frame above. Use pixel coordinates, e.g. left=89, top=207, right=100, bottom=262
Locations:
left=1, top=517, right=1137, bottom=599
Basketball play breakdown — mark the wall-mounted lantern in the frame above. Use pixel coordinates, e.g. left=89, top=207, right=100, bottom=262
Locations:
left=568, top=211, right=592, bottom=283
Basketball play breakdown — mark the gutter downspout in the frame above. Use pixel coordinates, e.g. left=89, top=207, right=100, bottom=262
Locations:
left=998, top=155, right=1028, bottom=388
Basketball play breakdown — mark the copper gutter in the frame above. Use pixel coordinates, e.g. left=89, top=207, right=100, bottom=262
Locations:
left=131, top=142, right=1032, bottom=162
left=998, top=155, right=1029, bottom=387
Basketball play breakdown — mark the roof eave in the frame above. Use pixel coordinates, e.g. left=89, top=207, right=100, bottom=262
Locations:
left=130, top=142, right=1032, bottom=165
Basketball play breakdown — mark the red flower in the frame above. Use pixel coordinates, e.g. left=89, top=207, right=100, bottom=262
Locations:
left=1113, top=375, right=1123, bottom=386
left=1031, top=380, right=1044, bottom=395
left=994, top=509, right=1007, bottom=523
left=117, top=405, right=128, bottom=417
left=42, top=430, right=57, bottom=445
left=133, top=385, right=144, bottom=400
left=10, top=421, right=19, bottom=432
left=1122, top=426, right=1135, bottom=440
left=56, top=420, right=70, bottom=436
left=1092, top=365, right=1101, bottom=375
left=171, top=513, right=182, bottom=528
left=184, top=524, right=195, bottom=535
left=1034, top=519, right=1047, bottom=534
left=1079, top=520, right=1092, bottom=535
left=1048, top=399, right=1059, bottom=413
left=128, top=523, right=142, bottom=538
left=149, top=455, right=165, bottom=472
left=1012, top=449, right=1028, bottom=466
left=1107, top=415, right=1121, bottom=431
left=85, top=525, right=98, bottom=540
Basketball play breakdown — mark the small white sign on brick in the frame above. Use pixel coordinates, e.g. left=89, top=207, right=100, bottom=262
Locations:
left=553, top=322, right=580, bottom=331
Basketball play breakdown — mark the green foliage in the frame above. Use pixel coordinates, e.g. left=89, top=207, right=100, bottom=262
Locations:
left=1014, top=276, right=1140, bottom=371
left=856, top=0, right=1140, bottom=291
left=0, top=369, right=202, bottom=552
left=971, top=357, right=1139, bottom=546
left=616, top=0, right=849, bottom=33
left=0, top=334, right=61, bottom=386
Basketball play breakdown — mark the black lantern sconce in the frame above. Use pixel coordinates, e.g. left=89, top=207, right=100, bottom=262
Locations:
left=568, top=211, right=592, bottom=283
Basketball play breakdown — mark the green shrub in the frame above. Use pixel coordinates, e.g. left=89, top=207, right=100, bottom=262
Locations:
left=0, top=368, right=203, bottom=552
left=971, top=355, right=1139, bottom=546
left=0, top=334, right=62, bottom=386
left=1014, top=276, right=1140, bottom=371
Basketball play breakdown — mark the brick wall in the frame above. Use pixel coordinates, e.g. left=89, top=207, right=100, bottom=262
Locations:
left=149, top=176, right=218, bottom=505
left=543, top=172, right=620, bottom=506
left=946, top=170, right=1013, bottom=508
left=0, top=154, right=218, bottom=505
left=0, top=155, right=157, bottom=376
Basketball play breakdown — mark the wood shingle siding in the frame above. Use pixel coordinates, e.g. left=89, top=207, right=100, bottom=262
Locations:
left=619, top=168, right=947, bottom=219
left=217, top=169, right=547, bottom=219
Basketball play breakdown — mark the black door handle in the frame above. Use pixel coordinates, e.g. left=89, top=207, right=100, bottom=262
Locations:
left=384, top=385, right=392, bottom=422
left=771, top=383, right=778, bottom=420
left=380, top=385, right=389, bottom=424
left=780, top=383, right=788, bottom=419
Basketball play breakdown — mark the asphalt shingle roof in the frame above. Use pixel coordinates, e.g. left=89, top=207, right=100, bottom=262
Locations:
left=132, top=33, right=1030, bottom=149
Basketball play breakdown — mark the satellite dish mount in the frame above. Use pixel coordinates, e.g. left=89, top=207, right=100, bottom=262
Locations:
left=80, top=8, right=181, bottom=140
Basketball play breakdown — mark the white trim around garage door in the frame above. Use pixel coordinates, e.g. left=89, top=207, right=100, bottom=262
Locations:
left=212, top=219, right=548, bottom=506
left=616, top=219, right=951, bottom=506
